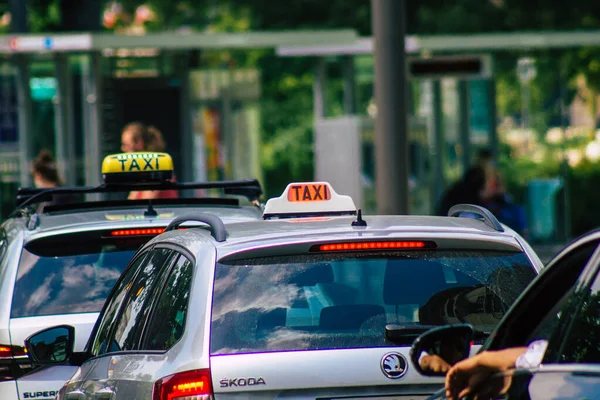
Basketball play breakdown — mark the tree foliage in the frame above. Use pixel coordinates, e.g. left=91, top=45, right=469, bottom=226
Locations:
left=14, top=0, right=600, bottom=202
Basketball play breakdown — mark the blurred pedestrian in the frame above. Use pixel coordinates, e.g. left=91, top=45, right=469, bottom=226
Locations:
left=121, top=121, right=166, bottom=153
left=120, top=122, right=178, bottom=200
left=476, top=149, right=529, bottom=236
left=436, top=166, right=487, bottom=216
left=31, top=149, right=63, bottom=189
left=30, top=149, right=77, bottom=206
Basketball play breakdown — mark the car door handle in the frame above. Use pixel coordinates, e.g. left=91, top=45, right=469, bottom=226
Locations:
left=65, top=390, right=86, bottom=400
left=94, top=387, right=116, bottom=400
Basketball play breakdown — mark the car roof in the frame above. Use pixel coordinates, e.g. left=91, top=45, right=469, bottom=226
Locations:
left=2, top=201, right=263, bottom=241
left=145, top=213, right=534, bottom=262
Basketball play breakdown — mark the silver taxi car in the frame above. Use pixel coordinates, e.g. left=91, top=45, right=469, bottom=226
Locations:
left=34, top=182, right=543, bottom=400
left=0, top=152, right=262, bottom=400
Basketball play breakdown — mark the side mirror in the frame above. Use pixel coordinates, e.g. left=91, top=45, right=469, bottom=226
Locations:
left=410, top=324, right=473, bottom=377
left=25, top=325, right=75, bottom=365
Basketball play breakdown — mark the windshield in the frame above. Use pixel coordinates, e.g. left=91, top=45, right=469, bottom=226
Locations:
left=210, top=250, right=536, bottom=355
left=11, top=233, right=149, bottom=318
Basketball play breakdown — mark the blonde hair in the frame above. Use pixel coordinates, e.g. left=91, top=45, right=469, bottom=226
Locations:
left=122, top=122, right=166, bottom=152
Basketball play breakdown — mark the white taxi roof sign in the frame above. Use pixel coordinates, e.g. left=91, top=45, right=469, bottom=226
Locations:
left=101, top=152, right=174, bottom=184
left=263, top=182, right=356, bottom=219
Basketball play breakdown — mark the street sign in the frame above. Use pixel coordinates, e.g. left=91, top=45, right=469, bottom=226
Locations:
left=30, top=77, right=57, bottom=101
left=0, top=34, right=92, bottom=53
left=407, top=55, right=492, bottom=80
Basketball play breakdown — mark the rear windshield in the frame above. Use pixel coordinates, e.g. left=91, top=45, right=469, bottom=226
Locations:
left=210, top=250, right=536, bottom=355
left=11, top=233, right=149, bottom=318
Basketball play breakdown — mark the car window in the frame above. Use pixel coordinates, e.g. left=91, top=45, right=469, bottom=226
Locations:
left=142, top=255, right=194, bottom=351
left=11, top=232, right=151, bottom=318
left=90, top=253, right=148, bottom=357
left=210, top=250, right=536, bottom=355
left=486, top=240, right=600, bottom=352
left=108, top=248, right=176, bottom=353
left=549, top=257, right=600, bottom=364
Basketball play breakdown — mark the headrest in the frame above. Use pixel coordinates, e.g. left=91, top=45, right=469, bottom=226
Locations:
left=383, top=259, right=449, bottom=306
left=289, top=263, right=334, bottom=287
left=319, top=304, right=385, bottom=330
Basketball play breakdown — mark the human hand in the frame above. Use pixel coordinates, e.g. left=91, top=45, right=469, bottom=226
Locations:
left=419, top=354, right=452, bottom=374
left=445, top=348, right=524, bottom=400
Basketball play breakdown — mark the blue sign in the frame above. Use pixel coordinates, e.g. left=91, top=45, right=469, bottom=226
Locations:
left=43, top=37, right=53, bottom=50
left=30, top=77, right=57, bottom=101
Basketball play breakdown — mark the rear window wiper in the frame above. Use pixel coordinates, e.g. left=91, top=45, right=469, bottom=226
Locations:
left=384, top=324, right=489, bottom=345
left=384, top=324, right=439, bottom=345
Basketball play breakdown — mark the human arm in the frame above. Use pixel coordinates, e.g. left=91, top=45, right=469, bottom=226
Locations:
left=445, top=347, right=528, bottom=400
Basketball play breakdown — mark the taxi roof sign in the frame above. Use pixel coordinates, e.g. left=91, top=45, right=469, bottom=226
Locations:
left=263, top=182, right=356, bottom=219
left=102, top=152, right=174, bottom=184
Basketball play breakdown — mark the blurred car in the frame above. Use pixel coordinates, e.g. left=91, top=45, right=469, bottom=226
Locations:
left=34, top=181, right=543, bottom=400
left=0, top=152, right=263, bottom=400
left=409, top=228, right=600, bottom=399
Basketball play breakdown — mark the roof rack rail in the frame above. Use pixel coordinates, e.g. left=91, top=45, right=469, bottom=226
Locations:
left=15, top=179, right=263, bottom=209
left=448, top=204, right=504, bottom=232
left=165, top=213, right=227, bottom=242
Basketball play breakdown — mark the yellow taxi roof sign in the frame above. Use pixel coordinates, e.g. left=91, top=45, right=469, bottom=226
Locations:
left=263, top=182, right=356, bottom=219
left=102, top=152, right=174, bottom=184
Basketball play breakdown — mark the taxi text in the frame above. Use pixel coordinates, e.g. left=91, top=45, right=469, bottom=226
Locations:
left=287, top=184, right=331, bottom=202
left=117, top=157, right=160, bottom=172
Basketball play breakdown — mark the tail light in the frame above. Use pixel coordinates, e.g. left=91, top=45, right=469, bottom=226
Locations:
left=153, top=369, right=212, bottom=400
left=0, top=344, right=31, bottom=381
left=0, top=345, right=27, bottom=358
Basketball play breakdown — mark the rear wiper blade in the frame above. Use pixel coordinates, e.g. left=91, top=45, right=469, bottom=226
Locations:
left=384, top=324, right=489, bottom=345
left=384, top=324, right=438, bottom=344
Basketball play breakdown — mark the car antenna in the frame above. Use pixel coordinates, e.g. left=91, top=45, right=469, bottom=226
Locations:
left=144, top=199, right=158, bottom=218
left=351, top=209, right=367, bottom=227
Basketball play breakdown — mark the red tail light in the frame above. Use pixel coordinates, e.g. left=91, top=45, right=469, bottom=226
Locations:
left=0, top=344, right=30, bottom=381
left=0, top=344, right=26, bottom=359
left=111, top=228, right=166, bottom=236
left=153, top=369, right=212, bottom=400
left=311, top=240, right=436, bottom=252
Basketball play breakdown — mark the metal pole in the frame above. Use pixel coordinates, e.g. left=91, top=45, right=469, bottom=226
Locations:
left=432, top=80, right=445, bottom=212
left=53, top=53, right=76, bottom=186
left=314, top=57, right=327, bottom=120
left=559, top=55, right=571, bottom=242
left=14, top=55, right=33, bottom=188
left=342, top=55, right=357, bottom=115
left=458, top=80, right=471, bottom=172
left=371, top=0, right=409, bottom=215
left=178, top=52, right=194, bottom=184
left=9, top=0, right=28, bottom=33
left=488, top=78, right=499, bottom=159
left=81, top=52, right=103, bottom=195
left=11, top=0, right=31, bottom=188
left=221, top=90, right=232, bottom=180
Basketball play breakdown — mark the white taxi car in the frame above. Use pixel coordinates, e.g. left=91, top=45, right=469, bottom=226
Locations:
left=30, top=182, right=543, bottom=399
left=0, top=152, right=262, bottom=400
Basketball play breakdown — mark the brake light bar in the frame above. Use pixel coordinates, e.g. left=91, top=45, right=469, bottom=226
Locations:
left=111, top=228, right=166, bottom=236
left=153, top=369, right=212, bottom=400
left=311, top=240, right=436, bottom=252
